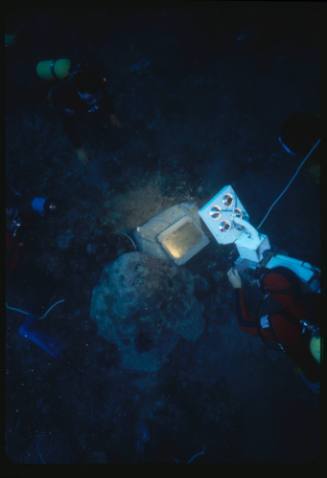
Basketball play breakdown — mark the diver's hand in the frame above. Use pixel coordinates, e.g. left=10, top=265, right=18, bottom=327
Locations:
left=75, top=147, right=89, bottom=164
left=227, top=267, right=242, bottom=289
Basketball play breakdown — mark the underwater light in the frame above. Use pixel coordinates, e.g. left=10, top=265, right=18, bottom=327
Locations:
left=222, top=193, right=233, bottom=207
left=209, top=205, right=221, bottom=220
left=218, top=220, right=231, bottom=232
left=158, top=216, right=209, bottom=265
left=133, top=202, right=209, bottom=265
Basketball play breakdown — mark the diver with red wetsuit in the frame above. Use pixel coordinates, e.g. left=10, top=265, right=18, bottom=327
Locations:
left=227, top=266, right=320, bottom=388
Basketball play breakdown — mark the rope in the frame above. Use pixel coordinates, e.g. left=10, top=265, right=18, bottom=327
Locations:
left=6, top=299, right=65, bottom=321
left=257, top=138, right=320, bottom=230
left=5, top=304, right=34, bottom=317
left=39, top=299, right=65, bottom=320
left=118, top=232, right=137, bottom=251
left=187, top=448, right=206, bottom=464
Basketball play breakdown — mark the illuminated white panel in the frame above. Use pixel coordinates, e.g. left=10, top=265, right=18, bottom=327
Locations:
left=199, top=185, right=249, bottom=244
left=157, top=216, right=209, bottom=265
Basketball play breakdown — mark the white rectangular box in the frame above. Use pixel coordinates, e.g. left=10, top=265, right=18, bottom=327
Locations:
left=199, top=185, right=249, bottom=245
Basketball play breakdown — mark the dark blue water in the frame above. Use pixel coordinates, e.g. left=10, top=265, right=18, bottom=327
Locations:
left=5, top=5, right=320, bottom=464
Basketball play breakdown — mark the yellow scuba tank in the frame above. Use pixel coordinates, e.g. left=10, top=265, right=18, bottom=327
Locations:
left=36, top=58, right=71, bottom=80
left=309, top=336, right=320, bottom=364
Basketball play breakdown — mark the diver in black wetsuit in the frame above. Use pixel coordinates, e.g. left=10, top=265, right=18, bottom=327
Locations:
left=48, top=64, right=122, bottom=163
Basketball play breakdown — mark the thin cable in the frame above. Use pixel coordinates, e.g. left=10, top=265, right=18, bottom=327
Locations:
left=118, top=232, right=137, bottom=251
left=187, top=448, right=206, bottom=464
left=257, top=138, right=320, bottom=230
left=6, top=299, right=65, bottom=320
left=5, top=303, right=34, bottom=317
left=39, top=299, right=65, bottom=320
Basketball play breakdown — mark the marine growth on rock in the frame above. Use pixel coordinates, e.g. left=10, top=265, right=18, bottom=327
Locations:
left=90, top=252, right=205, bottom=372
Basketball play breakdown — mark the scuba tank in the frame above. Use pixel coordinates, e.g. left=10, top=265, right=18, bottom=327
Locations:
left=36, top=58, right=71, bottom=80
left=309, top=335, right=321, bottom=364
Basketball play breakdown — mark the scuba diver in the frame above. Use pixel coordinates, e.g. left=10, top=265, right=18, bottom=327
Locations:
left=227, top=266, right=320, bottom=392
left=6, top=187, right=57, bottom=276
left=43, top=60, right=122, bottom=163
left=6, top=186, right=65, bottom=360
